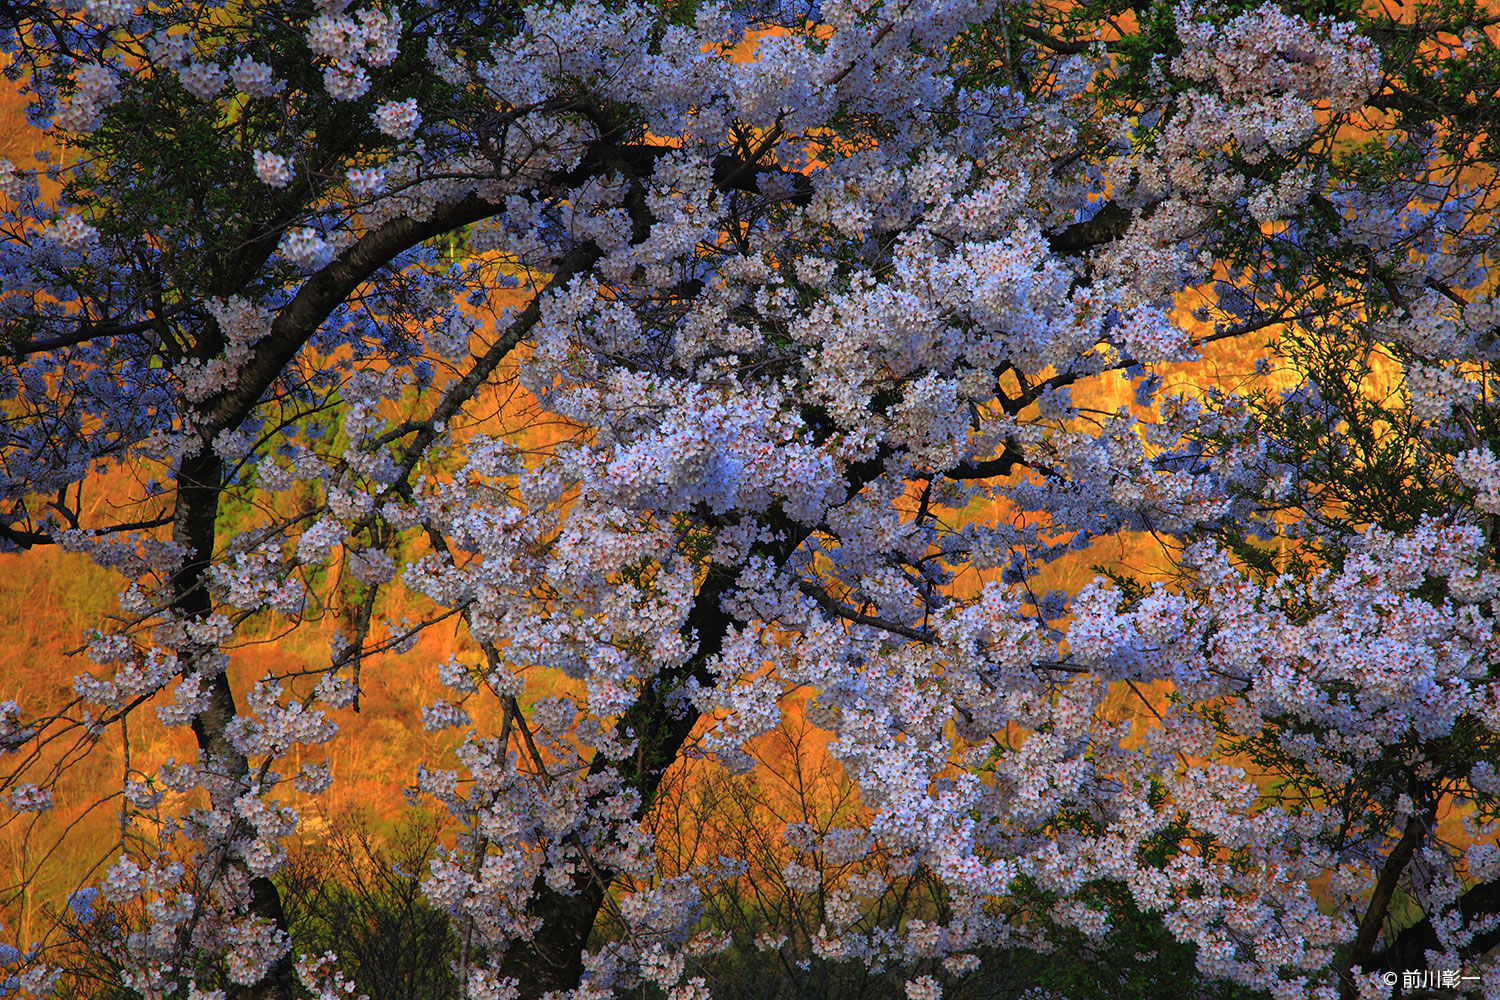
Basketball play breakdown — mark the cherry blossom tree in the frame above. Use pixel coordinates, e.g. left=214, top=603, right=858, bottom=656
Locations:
left=1, top=0, right=1498, bottom=999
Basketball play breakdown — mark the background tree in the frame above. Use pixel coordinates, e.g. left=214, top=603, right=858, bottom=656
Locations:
left=1026, top=1, right=1500, bottom=995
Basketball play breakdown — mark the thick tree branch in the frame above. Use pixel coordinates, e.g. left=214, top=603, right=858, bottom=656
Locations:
left=200, top=193, right=513, bottom=432
left=387, top=241, right=604, bottom=493
left=946, top=441, right=1024, bottom=480
left=5, top=308, right=188, bottom=358
left=798, top=580, right=936, bottom=643
left=1371, top=876, right=1500, bottom=976
left=1016, top=22, right=1092, bottom=54
left=1047, top=201, right=1133, bottom=255
left=1342, top=808, right=1429, bottom=1000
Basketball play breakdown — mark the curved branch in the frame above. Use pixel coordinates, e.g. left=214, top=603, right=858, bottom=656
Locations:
left=1371, top=875, right=1500, bottom=977
left=6, top=308, right=188, bottom=358
left=387, top=240, right=604, bottom=493
left=0, top=513, right=173, bottom=550
left=200, top=192, right=515, bottom=432
left=1047, top=201, right=1133, bottom=255
left=1342, top=809, right=1430, bottom=1000
left=946, top=441, right=1024, bottom=480
left=798, top=580, right=936, bottom=643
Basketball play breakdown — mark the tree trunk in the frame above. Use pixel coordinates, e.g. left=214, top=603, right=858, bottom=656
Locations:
left=172, top=447, right=296, bottom=1000
left=498, top=515, right=814, bottom=998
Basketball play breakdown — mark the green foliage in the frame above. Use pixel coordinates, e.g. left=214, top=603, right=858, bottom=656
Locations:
left=48, top=812, right=468, bottom=1000
left=1008, top=879, right=1267, bottom=1000
left=278, top=813, right=469, bottom=1000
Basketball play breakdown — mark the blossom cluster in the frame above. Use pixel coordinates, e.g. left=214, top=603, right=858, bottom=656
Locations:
left=7, top=0, right=1500, bottom=996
